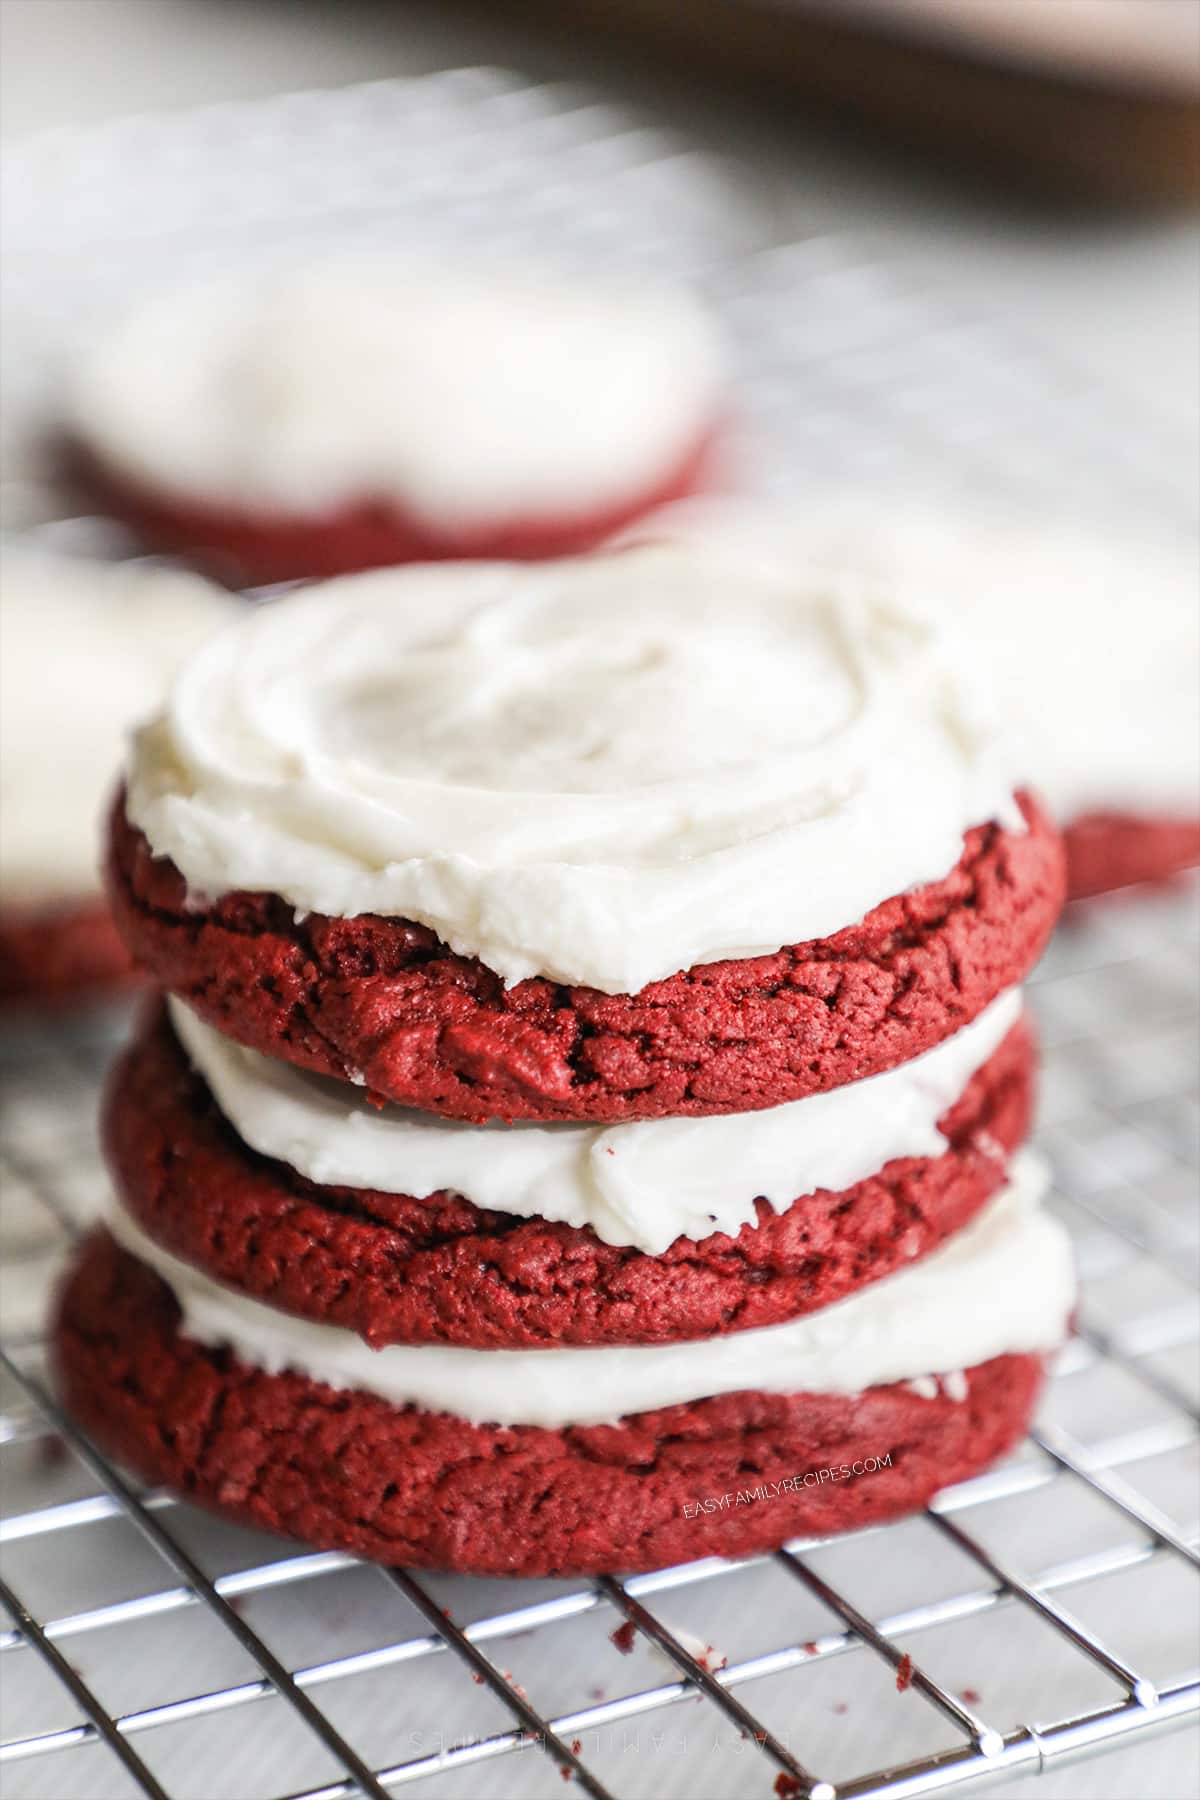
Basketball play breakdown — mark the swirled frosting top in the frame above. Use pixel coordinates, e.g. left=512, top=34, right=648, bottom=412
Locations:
left=125, top=543, right=1023, bottom=992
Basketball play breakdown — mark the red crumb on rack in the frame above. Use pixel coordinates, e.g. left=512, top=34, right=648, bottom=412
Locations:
left=470, top=1672, right=484, bottom=1685
left=698, top=1644, right=727, bottom=1673
left=832, top=1701, right=848, bottom=1715
left=572, top=1739, right=582, bottom=1754
left=774, top=1775, right=802, bottom=1798
left=895, top=1654, right=915, bottom=1692
left=802, top=1641, right=820, bottom=1656
left=610, top=1621, right=637, bottom=1655
left=501, top=1671, right=529, bottom=1701
left=589, top=1686, right=606, bottom=1701
left=961, top=1687, right=982, bottom=1705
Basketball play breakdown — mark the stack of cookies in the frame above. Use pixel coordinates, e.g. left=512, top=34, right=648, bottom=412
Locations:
left=55, top=542, right=1076, bottom=1577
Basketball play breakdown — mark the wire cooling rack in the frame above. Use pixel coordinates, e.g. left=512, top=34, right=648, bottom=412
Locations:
left=1, top=67, right=1198, bottom=1800
left=0, top=890, right=1197, bottom=1800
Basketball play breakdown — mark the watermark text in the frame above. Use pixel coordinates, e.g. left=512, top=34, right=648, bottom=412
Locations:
left=682, top=1454, right=892, bottom=1519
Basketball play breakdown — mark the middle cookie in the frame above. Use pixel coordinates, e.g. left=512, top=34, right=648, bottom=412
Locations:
left=104, top=990, right=1033, bottom=1349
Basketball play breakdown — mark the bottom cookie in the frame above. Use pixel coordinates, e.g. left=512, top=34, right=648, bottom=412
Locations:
left=1064, top=812, right=1200, bottom=902
left=0, top=898, right=138, bottom=1010
left=56, top=1230, right=1046, bottom=1577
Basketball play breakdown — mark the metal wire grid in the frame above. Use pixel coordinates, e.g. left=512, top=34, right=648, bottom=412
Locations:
left=0, top=65, right=1197, bottom=1800
left=710, top=235, right=1200, bottom=538
left=0, top=891, right=1197, bottom=1800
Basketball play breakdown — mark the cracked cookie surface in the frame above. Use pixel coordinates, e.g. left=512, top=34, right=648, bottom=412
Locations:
left=107, top=792, right=1063, bottom=1123
left=105, top=1004, right=1035, bottom=1349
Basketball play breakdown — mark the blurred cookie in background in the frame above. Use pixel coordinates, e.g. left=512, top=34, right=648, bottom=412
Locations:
left=0, top=549, right=234, bottom=1009
left=622, top=499, right=1199, bottom=902
left=64, top=258, right=726, bottom=588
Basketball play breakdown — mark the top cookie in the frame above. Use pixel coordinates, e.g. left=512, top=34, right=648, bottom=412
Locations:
left=108, top=542, right=1064, bottom=1119
left=67, top=259, right=723, bottom=584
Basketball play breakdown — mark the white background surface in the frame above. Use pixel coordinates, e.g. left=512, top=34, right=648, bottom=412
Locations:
left=1, top=3, right=1196, bottom=1797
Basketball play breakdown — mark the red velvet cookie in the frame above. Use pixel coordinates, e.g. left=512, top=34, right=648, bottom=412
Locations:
left=55, top=1229, right=1046, bottom=1577
left=73, top=433, right=715, bottom=590
left=67, top=263, right=723, bottom=587
left=104, top=1004, right=1035, bottom=1349
left=106, top=792, right=1064, bottom=1124
left=0, top=898, right=139, bottom=1011
left=1064, top=811, right=1200, bottom=902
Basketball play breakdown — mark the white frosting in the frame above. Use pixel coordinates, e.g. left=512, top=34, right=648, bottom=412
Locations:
left=169, top=988, right=1022, bottom=1256
left=104, top=1151, right=1074, bottom=1427
left=0, top=550, right=234, bottom=904
left=125, top=544, right=1022, bottom=992
left=624, top=499, right=1200, bottom=822
left=69, top=260, right=724, bottom=528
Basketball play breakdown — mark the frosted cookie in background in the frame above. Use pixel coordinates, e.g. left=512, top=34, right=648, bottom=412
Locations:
left=620, top=499, right=1200, bottom=901
left=0, top=550, right=234, bottom=1008
left=64, top=259, right=725, bottom=587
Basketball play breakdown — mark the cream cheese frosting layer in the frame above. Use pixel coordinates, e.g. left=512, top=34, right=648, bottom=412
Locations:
left=104, top=1151, right=1073, bottom=1428
left=168, top=988, right=1023, bottom=1256
left=625, top=498, right=1200, bottom=821
left=0, top=549, right=233, bottom=904
left=125, top=544, right=1023, bottom=992
left=69, top=259, right=723, bottom=528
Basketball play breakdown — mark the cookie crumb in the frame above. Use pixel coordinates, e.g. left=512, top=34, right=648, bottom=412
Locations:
left=471, top=1672, right=484, bottom=1685
left=832, top=1701, right=848, bottom=1715
left=895, top=1654, right=914, bottom=1692
left=610, top=1621, right=637, bottom=1655
left=774, top=1776, right=802, bottom=1798
left=961, top=1687, right=981, bottom=1705
left=572, top=1739, right=582, bottom=1754
left=802, top=1640, right=820, bottom=1657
